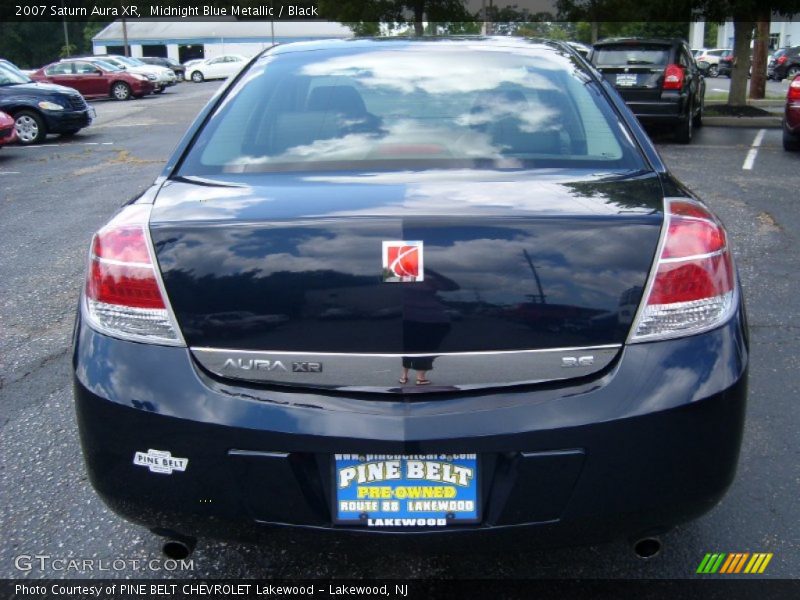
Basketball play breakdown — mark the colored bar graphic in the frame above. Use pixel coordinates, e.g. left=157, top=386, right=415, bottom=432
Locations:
left=697, top=553, right=728, bottom=574
left=733, top=553, right=750, bottom=573
left=696, top=553, right=714, bottom=574
left=719, top=554, right=736, bottom=573
left=701, top=552, right=773, bottom=574
left=758, top=554, right=773, bottom=573
left=711, top=553, right=726, bottom=573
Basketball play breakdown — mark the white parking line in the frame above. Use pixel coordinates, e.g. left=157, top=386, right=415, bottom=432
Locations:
left=742, top=129, right=766, bottom=170
left=15, top=141, right=114, bottom=148
left=0, top=171, right=21, bottom=175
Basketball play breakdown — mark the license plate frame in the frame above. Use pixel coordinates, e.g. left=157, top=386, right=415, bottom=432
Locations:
left=616, top=73, right=639, bottom=87
left=332, top=454, right=480, bottom=527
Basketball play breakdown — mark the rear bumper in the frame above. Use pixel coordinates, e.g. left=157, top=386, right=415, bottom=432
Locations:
left=625, top=101, right=685, bottom=123
left=73, top=305, right=748, bottom=546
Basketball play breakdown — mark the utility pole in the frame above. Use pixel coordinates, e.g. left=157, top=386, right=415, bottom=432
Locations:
left=122, top=3, right=129, bottom=57
left=523, top=249, right=546, bottom=304
left=61, top=0, right=70, bottom=56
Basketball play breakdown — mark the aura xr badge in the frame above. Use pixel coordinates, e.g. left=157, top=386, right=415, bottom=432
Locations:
left=133, top=449, right=188, bottom=474
left=382, top=241, right=424, bottom=282
left=223, top=358, right=287, bottom=371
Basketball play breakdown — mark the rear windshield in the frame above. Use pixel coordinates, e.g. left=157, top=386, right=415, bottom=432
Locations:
left=177, top=45, right=645, bottom=175
left=592, top=45, right=671, bottom=67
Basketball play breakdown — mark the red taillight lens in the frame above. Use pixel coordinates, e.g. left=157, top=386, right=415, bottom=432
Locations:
left=788, top=77, right=800, bottom=102
left=83, top=204, right=181, bottom=344
left=630, top=199, right=736, bottom=342
left=87, top=225, right=165, bottom=309
left=777, top=55, right=788, bottom=65
left=87, top=259, right=166, bottom=309
left=663, top=64, right=684, bottom=90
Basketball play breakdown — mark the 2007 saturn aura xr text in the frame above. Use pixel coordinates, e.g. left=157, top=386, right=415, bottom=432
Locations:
left=73, top=38, right=748, bottom=549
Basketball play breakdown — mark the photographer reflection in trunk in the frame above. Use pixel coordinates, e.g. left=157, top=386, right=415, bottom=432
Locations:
left=399, top=269, right=459, bottom=386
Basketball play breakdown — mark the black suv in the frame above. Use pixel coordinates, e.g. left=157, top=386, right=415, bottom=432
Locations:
left=590, top=38, right=705, bottom=143
left=769, top=46, right=800, bottom=81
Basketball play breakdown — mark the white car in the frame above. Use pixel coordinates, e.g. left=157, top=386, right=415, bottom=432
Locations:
left=187, top=54, right=248, bottom=82
left=94, top=55, right=175, bottom=92
left=693, top=49, right=731, bottom=77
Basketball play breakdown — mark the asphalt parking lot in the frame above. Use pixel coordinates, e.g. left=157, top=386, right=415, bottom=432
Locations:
left=1, top=82, right=798, bottom=580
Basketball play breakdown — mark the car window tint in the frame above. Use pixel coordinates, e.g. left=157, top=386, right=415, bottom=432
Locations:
left=93, top=60, right=120, bottom=71
left=46, top=63, right=72, bottom=75
left=592, top=46, right=670, bottom=67
left=74, top=61, right=96, bottom=74
left=181, top=46, right=644, bottom=175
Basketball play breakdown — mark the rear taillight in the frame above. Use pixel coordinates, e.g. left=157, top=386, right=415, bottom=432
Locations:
left=776, top=55, right=788, bottom=65
left=84, top=204, right=183, bottom=345
left=788, top=77, right=800, bottom=101
left=663, top=64, right=684, bottom=90
left=630, top=199, right=736, bottom=342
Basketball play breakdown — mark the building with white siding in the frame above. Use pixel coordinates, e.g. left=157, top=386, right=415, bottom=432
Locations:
left=716, top=20, right=800, bottom=51
left=92, top=20, right=352, bottom=63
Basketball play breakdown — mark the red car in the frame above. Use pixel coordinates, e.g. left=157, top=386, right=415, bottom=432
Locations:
left=31, top=58, right=154, bottom=101
left=784, top=74, right=800, bottom=151
left=0, top=110, right=17, bottom=147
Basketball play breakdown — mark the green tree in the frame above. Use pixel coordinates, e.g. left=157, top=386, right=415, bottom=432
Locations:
left=318, top=0, right=474, bottom=36
left=0, top=20, right=112, bottom=68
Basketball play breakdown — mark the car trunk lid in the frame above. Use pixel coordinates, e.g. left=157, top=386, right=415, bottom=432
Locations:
left=150, top=171, right=663, bottom=392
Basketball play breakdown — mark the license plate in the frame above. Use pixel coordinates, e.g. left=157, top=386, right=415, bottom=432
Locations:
left=616, top=73, right=638, bottom=87
left=333, top=454, right=479, bottom=527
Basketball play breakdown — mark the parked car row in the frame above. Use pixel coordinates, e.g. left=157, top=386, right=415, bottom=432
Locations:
left=31, top=58, right=156, bottom=101
left=0, top=51, right=253, bottom=146
left=0, top=62, right=95, bottom=144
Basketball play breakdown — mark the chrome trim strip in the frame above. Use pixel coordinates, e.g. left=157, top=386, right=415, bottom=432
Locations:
left=190, top=344, right=621, bottom=392
left=191, top=344, right=621, bottom=359
left=228, top=450, right=290, bottom=458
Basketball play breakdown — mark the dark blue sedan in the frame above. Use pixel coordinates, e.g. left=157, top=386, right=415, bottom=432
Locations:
left=73, top=38, right=747, bottom=558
